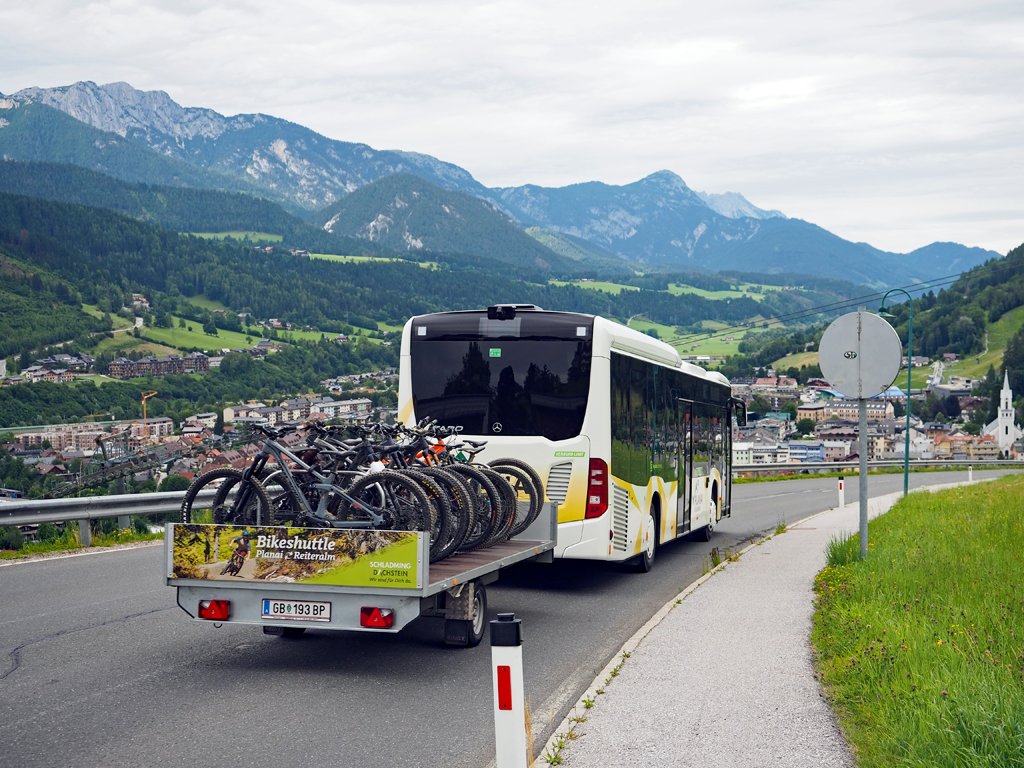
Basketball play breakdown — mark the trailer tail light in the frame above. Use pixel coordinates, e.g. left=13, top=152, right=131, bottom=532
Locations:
left=585, top=458, right=608, bottom=519
left=198, top=599, right=231, bottom=621
left=360, top=606, right=395, bottom=629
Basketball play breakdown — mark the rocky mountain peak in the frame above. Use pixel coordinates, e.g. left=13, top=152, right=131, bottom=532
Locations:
left=13, top=80, right=252, bottom=143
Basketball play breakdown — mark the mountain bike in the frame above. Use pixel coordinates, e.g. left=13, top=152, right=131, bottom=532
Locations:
left=180, top=423, right=430, bottom=539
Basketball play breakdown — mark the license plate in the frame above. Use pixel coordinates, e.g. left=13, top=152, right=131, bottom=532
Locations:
left=261, top=599, right=331, bottom=622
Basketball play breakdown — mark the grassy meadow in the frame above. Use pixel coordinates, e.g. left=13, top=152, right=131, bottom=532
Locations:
left=190, top=231, right=283, bottom=242
left=812, top=476, right=1024, bottom=767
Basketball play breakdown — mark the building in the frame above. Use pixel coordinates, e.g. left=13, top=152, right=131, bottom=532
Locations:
left=310, top=398, right=374, bottom=421
left=108, top=353, right=209, bottom=379
left=983, top=371, right=1023, bottom=457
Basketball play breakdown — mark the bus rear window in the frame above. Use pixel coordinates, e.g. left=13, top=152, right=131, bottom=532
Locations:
left=410, top=336, right=592, bottom=440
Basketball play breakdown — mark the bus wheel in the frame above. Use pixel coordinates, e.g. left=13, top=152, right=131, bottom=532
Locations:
left=631, top=509, right=657, bottom=573
left=697, top=498, right=717, bottom=541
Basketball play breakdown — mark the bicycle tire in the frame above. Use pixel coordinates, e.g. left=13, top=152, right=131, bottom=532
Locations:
left=478, top=466, right=517, bottom=546
left=401, top=469, right=450, bottom=562
left=487, top=462, right=541, bottom=538
left=343, top=470, right=431, bottom=533
left=446, top=464, right=501, bottom=552
left=419, top=466, right=474, bottom=560
left=181, top=468, right=272, bottom=526
left=488, top=458, right=544, bottom=507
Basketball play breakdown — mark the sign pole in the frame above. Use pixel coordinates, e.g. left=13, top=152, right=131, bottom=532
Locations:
left=818, top=309, right=902, bottom=562
left=858, top=399, right=869, bottom=558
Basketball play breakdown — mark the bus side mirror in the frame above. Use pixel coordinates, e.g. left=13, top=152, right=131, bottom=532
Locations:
left=730, top=398, right=747, bottom=427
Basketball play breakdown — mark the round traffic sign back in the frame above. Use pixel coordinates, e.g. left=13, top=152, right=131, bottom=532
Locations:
left=819, top=311, right=902, bottom=399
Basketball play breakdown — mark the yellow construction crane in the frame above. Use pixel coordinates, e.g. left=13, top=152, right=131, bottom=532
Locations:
left=141, top=391, right=158, bottom=439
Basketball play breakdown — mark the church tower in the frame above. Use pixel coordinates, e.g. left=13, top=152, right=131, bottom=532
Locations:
left=997, top=370, right=1016, bottom=455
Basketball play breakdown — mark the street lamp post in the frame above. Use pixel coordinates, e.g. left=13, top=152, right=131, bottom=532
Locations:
left=879, top=289, right=913, bottom=497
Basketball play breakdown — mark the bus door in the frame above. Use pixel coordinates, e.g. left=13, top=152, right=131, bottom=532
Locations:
left=676, top=398, right=693, bottom=534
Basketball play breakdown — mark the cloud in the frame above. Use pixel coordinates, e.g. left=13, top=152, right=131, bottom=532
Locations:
left=0, top=0, right=1022, bottom=253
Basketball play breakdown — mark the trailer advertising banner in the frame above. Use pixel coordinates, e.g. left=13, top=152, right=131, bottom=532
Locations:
left=170, top=524, right=421, bottom=589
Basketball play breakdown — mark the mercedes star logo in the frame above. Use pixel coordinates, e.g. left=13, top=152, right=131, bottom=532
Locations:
left=491, top=422, right=503, bottom=433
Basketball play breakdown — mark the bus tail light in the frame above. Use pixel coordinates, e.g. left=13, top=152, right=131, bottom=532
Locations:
left=585, top=458, right=608, bottom=519
left=198, top=599, right=231, bottom=621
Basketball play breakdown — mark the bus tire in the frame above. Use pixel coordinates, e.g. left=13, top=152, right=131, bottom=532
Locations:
left=630, top=507, right=658, bottom=573
left=697, top=488, right=718, bottom=541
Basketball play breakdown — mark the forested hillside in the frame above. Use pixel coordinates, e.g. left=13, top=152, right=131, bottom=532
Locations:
left=879, top=243, right=1024, bottom=358
left=0, top=160, right=381, bottom=255
left=0, top=252, right=109, bottom=357
left=0, top=192, right=783, bottom=352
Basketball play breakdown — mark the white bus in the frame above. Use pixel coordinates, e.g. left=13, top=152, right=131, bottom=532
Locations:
left=398, top=304, right=742, bottom=570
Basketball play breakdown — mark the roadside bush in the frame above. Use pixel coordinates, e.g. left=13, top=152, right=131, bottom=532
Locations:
left=0, top=525, right=25, bottom=550
left=36, top=522, right=64, bottom=542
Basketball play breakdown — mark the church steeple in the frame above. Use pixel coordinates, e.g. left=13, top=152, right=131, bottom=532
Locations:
left=997, top=370, right=1016, bottom=455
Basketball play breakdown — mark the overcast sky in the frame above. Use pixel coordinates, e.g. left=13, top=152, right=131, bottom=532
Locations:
left=2, top=1, right=1022, bottom=254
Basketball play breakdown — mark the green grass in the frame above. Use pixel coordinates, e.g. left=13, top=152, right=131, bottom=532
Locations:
left=309, top=253, right=437, bottom=269
left=81, top=303, right=134, bottom=330
left=773, top=350, right=819, bottom=371
left=184, top=295, right=233, bottom=312
left=666, top=281, right=777, bottom=302
left=943, top=305, right=1024, bottom=380
left=141, top=317, right=257, bottom=350
left=0, top=525, right=161, bottom=559
left=550, top=279, right=640, bottom=295
left=91, top=335, right=178, bottom=357
left=190, top=231, right=283, bottom=242
left=812, top=476, right=1024, bottom=767
left=626, top=318, right=744, bottom=357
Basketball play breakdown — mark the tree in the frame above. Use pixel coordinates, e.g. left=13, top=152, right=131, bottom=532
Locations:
left=796, top=418, right=816, bottom=436
left=158, top=474, right=191, bottom=492
left=203, top=317, right=218, bottom=336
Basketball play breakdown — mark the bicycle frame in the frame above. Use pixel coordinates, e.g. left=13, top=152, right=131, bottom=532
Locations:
left=240, top=429, right=387, bottom=528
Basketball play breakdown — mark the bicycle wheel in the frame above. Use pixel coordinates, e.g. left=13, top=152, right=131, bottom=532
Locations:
left=181, top=467, right=272, bottom=526
left=401, top=469, right=450, bottom=563
left=446, top=464, right=501, bottom=552
left=487, top=462, right=542, bottom=538
left=343, top=470, right=431, bottom=533
left=419, top=466, right=475, bottom=560
left=478, top=466, right=517, bottom=546
left=488, top=458, right=544, bottom=507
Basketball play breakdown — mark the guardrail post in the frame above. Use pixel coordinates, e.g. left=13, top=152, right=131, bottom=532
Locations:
left=117, top=515, right=131, bottom=532
left=78, top=519, right=92, bottom=547
left=491, top=612, right=529, bottom=768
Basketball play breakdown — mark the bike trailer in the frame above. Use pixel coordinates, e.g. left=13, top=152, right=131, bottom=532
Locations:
left=165, top=502, right=555, bottom=646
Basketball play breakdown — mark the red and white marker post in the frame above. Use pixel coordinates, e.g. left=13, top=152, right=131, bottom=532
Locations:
left=837, top=475, right=846, bottom=509
left=491, top=612, right=529, bottom=768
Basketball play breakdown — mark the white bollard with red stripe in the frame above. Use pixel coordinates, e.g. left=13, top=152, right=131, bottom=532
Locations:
left=491, top=612, right=529, bottom=768
left=837, top=475, right=846, bottom=509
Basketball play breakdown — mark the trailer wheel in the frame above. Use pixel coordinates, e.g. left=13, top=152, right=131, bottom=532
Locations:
left=443, top=583, right=488, bottom=647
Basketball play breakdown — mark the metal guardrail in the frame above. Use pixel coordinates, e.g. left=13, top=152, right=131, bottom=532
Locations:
left=2, top=460, right=1021, bottom=543
left=734, top=459, right=1024, bottom=473
left=0, top=489, right=207, bottom=547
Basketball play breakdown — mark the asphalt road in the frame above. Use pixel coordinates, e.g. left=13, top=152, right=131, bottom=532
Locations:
left=1, top=469, right=1016, bottom=767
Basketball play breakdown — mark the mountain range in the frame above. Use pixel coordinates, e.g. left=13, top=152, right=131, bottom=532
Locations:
left=0, top=80, right=1001, bottom=285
